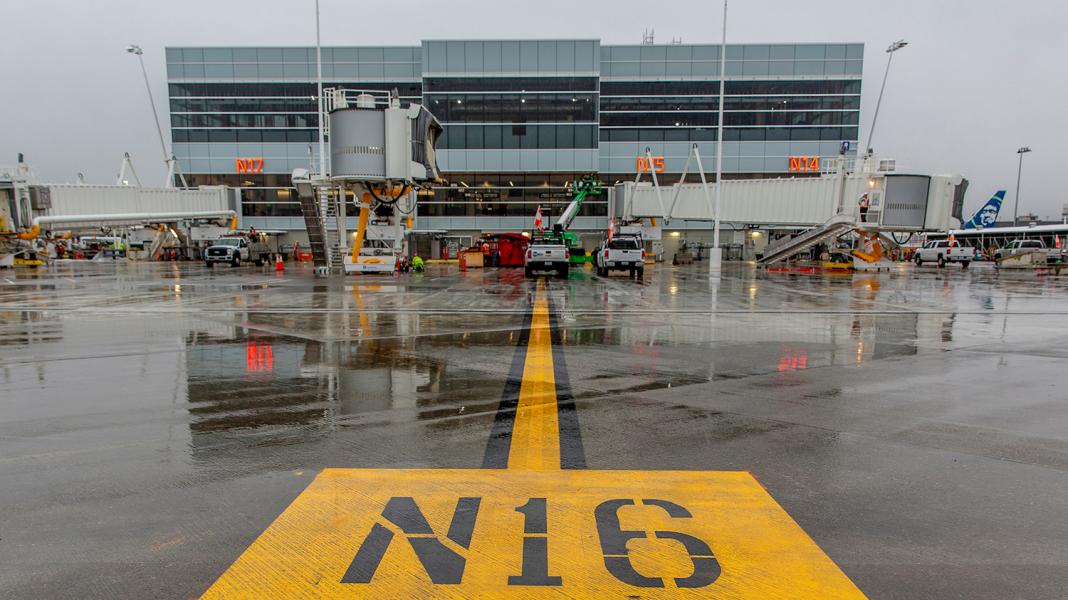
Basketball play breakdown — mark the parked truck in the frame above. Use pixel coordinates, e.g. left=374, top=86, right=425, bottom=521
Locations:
left=524, top=236, right=570, bottom=278
left=993, top=239, right=1058, bottom=264
left=594, top=233, right=645, bottom=277
left=914, top=239, right=977, bottom=268
left=204, top=235, right=272, bottom=267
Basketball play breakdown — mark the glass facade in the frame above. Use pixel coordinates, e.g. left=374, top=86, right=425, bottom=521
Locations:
left=166, top=39, right=862, bottom=227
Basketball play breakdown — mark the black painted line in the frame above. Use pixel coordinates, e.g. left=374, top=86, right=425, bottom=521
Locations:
left=547, top=294, right=588, bottom=470
left=481, top=303, right=534, bottom=469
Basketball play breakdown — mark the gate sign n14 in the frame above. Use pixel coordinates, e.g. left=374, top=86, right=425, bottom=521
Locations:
left=788, top=155, right=819, bottom=172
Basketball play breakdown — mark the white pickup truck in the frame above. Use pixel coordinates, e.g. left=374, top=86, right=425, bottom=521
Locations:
left=524, top=237, right=569, bottom=278
left=993, top=239, right=1057, bottom=263
left=204, top=237, right=272, bottom=267
left=595, top=234, right=645, bottom=277
left=914, top=240, right=976, bottom=268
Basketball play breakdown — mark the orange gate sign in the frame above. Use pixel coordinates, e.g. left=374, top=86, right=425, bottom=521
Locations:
left=235, top=157, right=265, bottom=174
left=788, top=156, right=819, bottom=172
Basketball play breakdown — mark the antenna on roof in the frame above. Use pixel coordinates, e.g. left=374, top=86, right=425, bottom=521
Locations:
left=641, top=29, right=655, bottom=45
left=671, top=37, right=683, bottom=45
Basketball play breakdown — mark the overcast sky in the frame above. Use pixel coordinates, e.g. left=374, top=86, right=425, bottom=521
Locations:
left=3, top=0, right=1064, bottom=219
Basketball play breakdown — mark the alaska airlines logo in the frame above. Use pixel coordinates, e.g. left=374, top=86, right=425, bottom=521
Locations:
left=963, top=191, right=1005, bottom=229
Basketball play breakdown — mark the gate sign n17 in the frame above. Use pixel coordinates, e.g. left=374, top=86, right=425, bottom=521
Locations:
left=235, top=157, right=265, bottom=174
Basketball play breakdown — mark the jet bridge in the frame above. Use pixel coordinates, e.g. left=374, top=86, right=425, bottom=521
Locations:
left=614, top=152, right=966, bottom=265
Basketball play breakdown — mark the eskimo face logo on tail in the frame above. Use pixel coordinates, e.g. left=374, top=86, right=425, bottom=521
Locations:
left=963, top=190, right=1005, bottom=229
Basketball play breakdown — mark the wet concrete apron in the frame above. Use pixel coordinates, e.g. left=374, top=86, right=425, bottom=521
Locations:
left=1, top=261, right=1067, bottom=598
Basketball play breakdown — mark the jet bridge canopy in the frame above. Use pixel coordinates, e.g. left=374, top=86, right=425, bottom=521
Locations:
left=616, top=160, right=964, bottom=233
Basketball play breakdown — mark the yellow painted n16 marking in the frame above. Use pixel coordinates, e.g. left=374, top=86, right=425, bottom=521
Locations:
left=201, top=469, right=866, bottom=598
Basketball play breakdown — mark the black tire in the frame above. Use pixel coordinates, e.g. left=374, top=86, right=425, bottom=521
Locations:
left=255, top=257, right=265, bottom=267
left=205, top=261, right=213, bottom=268
left=914, top=255, right=922, bottom=266
left=961, top=261, right=970, bottom=269
left=937, top=255, right=946, bottom=268
left=557, top=266, right=568, bottom=279
left=524, top=267, right=533, bottom=278
left=637, top=268, right=645, bottom=279
left=232, top=256, right=241, bottom=267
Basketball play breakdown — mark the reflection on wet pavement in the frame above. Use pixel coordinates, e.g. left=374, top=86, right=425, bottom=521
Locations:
left=2, top=260, right=1068, bottom=598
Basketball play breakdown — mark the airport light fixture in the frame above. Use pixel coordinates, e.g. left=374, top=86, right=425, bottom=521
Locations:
left=864, top=39, right=908, bottom=156
left=126, top=44, right=187, bottom=187
left=711, top=0, right=728, bottom=272
left=1013, top=146, right=1032, bottom=225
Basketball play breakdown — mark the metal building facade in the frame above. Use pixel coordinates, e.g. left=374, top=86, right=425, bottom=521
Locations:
left=165, top=40, right=863, bottom=237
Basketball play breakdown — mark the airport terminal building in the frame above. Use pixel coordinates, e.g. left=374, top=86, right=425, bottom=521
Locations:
left=166, top=39, right=863, bottom=253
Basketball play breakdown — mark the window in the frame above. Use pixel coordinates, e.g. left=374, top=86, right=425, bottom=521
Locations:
left=424, top=77, right=597, bottom=92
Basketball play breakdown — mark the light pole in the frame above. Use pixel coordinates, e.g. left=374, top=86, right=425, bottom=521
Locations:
left=315, top=0, right=326, bottom=177
left=1013, top=146, right=1032, bottom=225
left=864, top=39, right=907, bottom=156
left=710, top=0, right=727, bottom=273
left=126, top=44, right=187, bottom=187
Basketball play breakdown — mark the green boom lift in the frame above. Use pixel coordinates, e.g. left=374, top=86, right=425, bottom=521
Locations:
left=544, top=175, right=604, bottom=264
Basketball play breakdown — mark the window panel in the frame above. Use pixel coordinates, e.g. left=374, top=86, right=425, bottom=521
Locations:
left=794, top=45, right=825, bottom=59
left=825, top=45, right=847, bottom=59
left=282, top=48, right=309, bottom=62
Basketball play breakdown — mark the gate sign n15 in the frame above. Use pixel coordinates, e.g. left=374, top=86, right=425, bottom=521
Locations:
left=637, top=156, right=666, bottom=173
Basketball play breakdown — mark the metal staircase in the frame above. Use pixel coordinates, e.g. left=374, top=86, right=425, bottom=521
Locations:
left=297, top=193, right=329, bottom=268
left=758, top=213, right=857, bottom=265
left=321, top=196, right=344, bottom=269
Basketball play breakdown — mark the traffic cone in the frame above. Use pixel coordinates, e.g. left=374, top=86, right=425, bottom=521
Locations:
left=459, top=252, right=467, bottom=271
left=275, top=252, right=284, bottom=272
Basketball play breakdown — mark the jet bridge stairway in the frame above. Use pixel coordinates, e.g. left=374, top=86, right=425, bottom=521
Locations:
left=297, top=193, right=330, bottom=269
left=757, top=213, right=856, bottom=265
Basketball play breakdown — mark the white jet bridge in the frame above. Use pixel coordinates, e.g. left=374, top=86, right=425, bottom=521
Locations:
left=614, top=146, right=967, bottom=267
left=292, top=89, right=442, bottom=275
left=1, top=155, right=236, bottom=264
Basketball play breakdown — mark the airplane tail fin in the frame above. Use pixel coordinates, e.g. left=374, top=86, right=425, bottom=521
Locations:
left=962, top=190, right=1005, bottom=229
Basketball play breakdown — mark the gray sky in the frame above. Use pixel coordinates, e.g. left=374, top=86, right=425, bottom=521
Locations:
left=3, top=0, right=1065, bottom=219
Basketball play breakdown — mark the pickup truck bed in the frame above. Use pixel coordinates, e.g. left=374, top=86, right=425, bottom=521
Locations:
left=915, top=241, right=975, bottom=268
left=525, top=240, right=569, bottom=278
left=595, top=235, right=645, bottom=277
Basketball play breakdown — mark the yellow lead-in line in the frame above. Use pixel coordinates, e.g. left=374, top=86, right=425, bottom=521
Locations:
left=507, top=281, right=560, bottom=471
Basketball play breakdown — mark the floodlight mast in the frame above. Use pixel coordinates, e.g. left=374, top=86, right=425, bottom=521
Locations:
left=126, top=44, right=187, bottom=187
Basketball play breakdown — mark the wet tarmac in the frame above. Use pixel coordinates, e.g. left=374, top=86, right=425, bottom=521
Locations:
left=2, top=260, right=1068, bottom=598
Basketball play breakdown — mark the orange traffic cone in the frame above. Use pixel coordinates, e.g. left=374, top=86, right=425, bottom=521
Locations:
left=459, top=252, right=467, bottom=271
left=275, top=252, right=284, bottom=272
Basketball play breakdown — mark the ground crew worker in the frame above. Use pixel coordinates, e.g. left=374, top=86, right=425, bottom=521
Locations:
left=858, top=194, right=870, bottom=222
left=412, top=255, right=424, bottom=272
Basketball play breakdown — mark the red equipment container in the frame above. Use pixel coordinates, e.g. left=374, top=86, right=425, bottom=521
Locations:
left=480, top=233, right=530, bottom=267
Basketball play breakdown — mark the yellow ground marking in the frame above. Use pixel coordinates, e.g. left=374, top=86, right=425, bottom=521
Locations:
left=201, top=469, right=866, bottom=598
left=200, top=283, right=868, bottom=598
left=507, top=280, right=559, bottom=470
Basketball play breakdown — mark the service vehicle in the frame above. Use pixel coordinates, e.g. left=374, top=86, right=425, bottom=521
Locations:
left=204, top=236, right=272, bottom=267
left=524, top=236, right=570, bottom=278
left=914, top=239, right=977, bottom=268
left=994, top=239, right=1057, bottom=263
left=595, top=233, right=645, bottom=277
